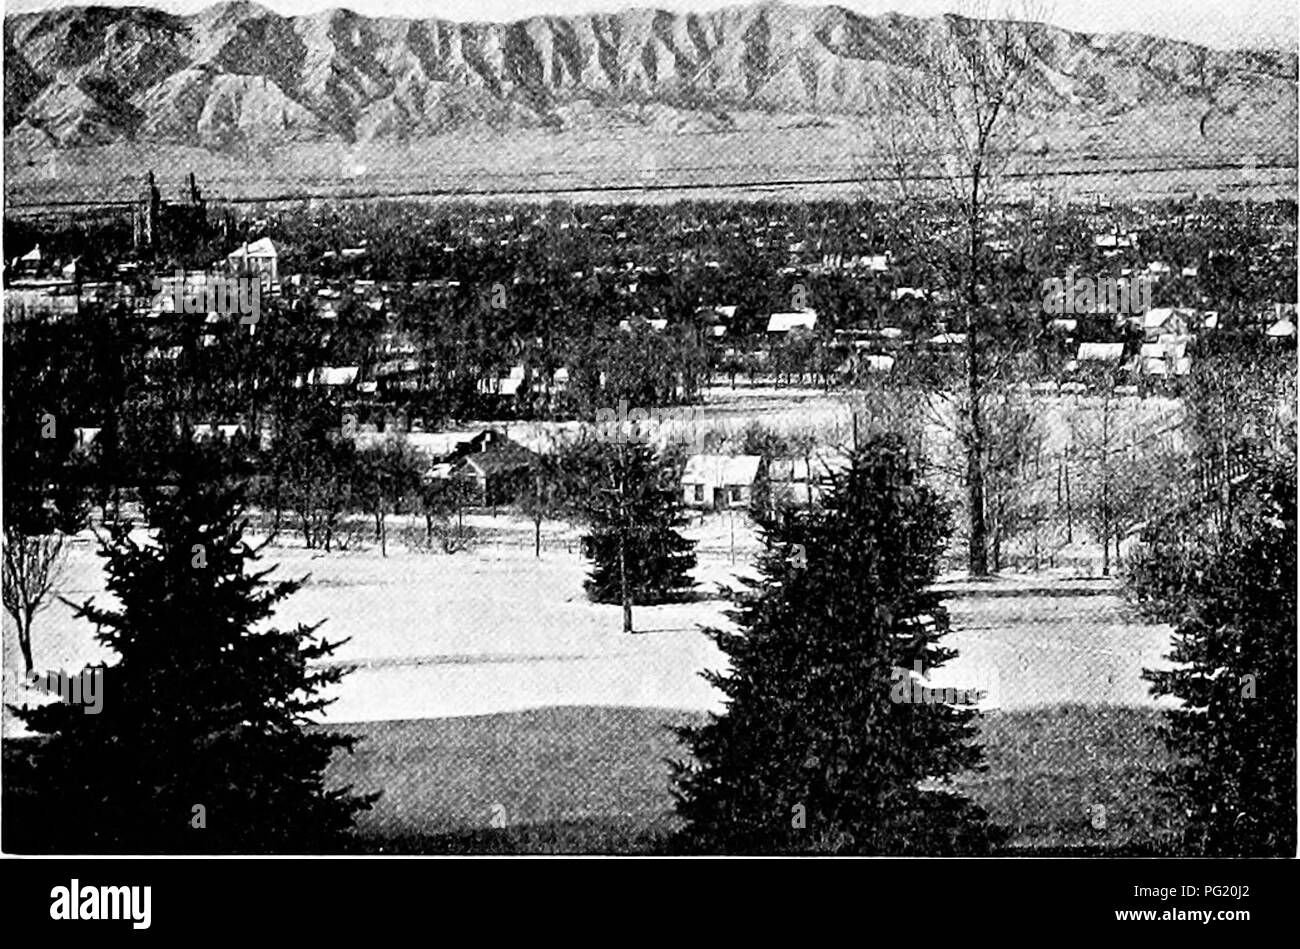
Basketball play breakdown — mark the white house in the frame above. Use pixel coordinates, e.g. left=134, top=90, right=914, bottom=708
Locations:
left=1076, top=342, right=1125, bottom=363
left=891, top=287, right=927, bottom=302
left=478, top=365, right=527, bottom=397
left=226, top=237, right=279, bottom=286
left=304, top=366, right=359, bottom=387
left=1267, top=318, right=1296, bottom=340
left=927, top=332, right=967, bottom=347
left=860, top=354, right=896, bottom=373
left=681, top=454, right=763, bottom=510
left=766, top=310, right=817, bottom=333
left=1139, top=308, right=1191, bottom=340
left=1093, top=232, right=1136, bottom=250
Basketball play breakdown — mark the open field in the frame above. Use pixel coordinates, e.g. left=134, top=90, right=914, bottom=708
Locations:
left=504, top=383, right=1188, bottom=459
left=2, top=501, right=1175, bottom=735
left=5, top=123, right=1296, bottom=213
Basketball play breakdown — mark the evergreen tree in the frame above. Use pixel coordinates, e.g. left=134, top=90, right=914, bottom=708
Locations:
left=581, top=440, right=697, bottom=606
left=671, top=435, right=998, bottom=854
left=8, top=456, right=375, bottom=853
left=1134, top=458, right=1296, bottom=856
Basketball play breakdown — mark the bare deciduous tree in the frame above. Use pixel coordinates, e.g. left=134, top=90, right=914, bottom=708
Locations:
left=865, top=1, right=1046, bottom=575
left=3, top=526, right=67, bottom=676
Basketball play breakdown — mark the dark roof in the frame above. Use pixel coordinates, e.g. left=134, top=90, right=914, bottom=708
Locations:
left=457, top=442, right=536, bottom=477
left=439, top=427, right=516, bottom=464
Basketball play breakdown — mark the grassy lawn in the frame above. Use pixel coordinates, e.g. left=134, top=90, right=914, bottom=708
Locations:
left=325, top=707, right=695, bottom=854
left=323, top=703, right=1184, bottom=855
left=960, top=705, right=1183, bottom=855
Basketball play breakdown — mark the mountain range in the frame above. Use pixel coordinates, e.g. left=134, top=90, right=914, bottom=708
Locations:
left=4, top=1, right=1296, bottom=153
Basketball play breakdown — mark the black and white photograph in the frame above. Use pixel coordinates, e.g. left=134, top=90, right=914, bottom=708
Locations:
left=0, top=0, right=1295, bottom=887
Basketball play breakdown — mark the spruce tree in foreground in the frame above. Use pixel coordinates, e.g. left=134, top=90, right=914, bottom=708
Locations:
left=582, top=440, right=697, bottom=606
left=671, top=435, right=998, bottom=854
left=1133, top=458, right=1296, bottom=856
left=9, top=459, right=375, bottom=853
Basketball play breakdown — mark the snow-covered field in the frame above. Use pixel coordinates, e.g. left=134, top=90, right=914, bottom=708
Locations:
left=502, top=384, right=1187, bottom=461
left=2, top=510, right=1175, bottom=733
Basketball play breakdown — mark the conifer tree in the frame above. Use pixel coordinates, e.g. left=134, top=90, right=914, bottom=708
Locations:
left=1136, top=458, right=1296, bottom=856
left=671, top=435, right=998, bottom=854
left=10, top=455, right=375, bottom=853
left=582, top=440, right=697, bottom=607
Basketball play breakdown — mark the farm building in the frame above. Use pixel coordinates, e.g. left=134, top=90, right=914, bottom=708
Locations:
left=681, top=454, right=763, bottom=510
left=452, top=430, right=537, bottom=506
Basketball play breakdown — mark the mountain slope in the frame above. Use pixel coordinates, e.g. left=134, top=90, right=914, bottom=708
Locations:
left=4, top=1, right=1296, bottom=152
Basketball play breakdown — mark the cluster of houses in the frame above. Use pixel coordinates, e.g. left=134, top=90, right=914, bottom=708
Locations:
left=338, top=425, right=848, bottom=516
left=1061, top=301, right=1294, bottom=389
left=9, top=196, right=1296, bottom=515
left=4, top=234, right=283, bottom=324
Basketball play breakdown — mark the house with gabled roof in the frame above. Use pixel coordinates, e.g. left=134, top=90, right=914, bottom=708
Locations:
left=451, top=429, right=537, bottom=507
left=681, top=454, right=763, bottom=510
left=226, top=237, right=279, bottom=287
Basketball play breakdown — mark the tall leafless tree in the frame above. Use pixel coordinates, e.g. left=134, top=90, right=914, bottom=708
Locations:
left=866, top=1, right=1046, bottom=575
